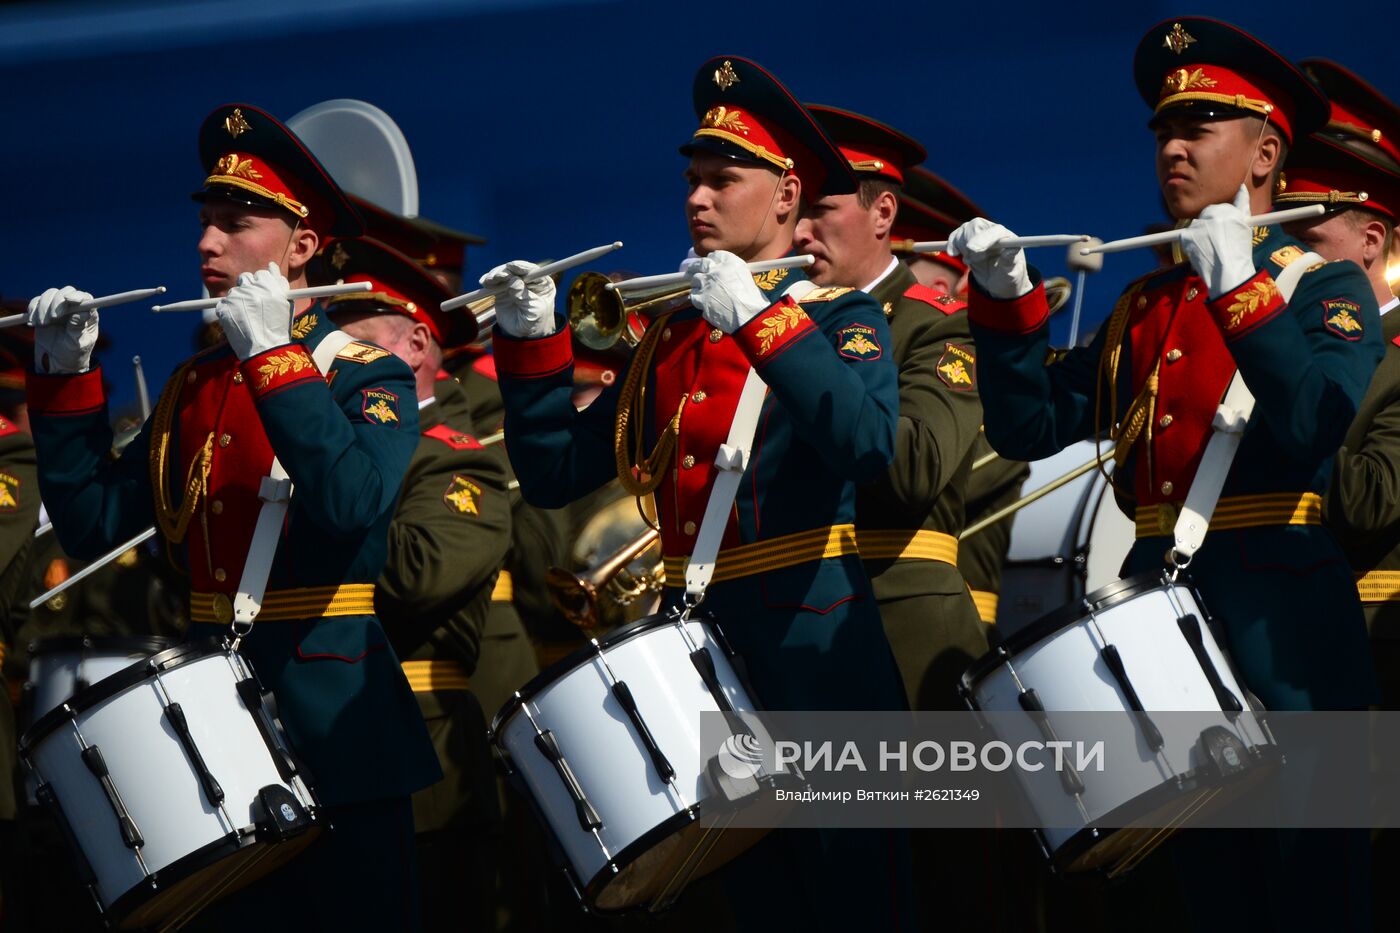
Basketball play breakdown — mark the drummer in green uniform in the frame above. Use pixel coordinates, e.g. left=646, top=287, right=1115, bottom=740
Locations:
left=320, top=235, right=510, bottom=933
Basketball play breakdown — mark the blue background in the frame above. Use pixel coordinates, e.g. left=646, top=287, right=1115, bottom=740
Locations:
left=3, top=0, right=1394, bottom=417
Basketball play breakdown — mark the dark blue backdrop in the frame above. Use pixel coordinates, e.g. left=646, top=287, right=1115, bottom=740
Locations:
left=3, top=0, right=1394, bottom=415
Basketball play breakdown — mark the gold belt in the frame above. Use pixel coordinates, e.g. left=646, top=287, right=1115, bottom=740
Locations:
left=491, top=570, right=513, bottom=602
left=402, top=659, right=472, bottom=693
left=856, top=529, right=958, bottom=564
left=969, top=589, right=999, bottom=624
left=1356, top=571, right=1400, bottom=604
left=1134, top=492, right=1322, bottom=538
left=663, top=524, right=859, bottom=586
left=190, top=584, right=377, bottom=624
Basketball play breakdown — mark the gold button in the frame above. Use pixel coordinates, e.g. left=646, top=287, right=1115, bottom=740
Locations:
left=211, top=500, right=224, bottom=514
left=682, top=454, right=696, bottom=469
left=1166, top=349, right=1183, bottom=362
left=1161, top=481, right=1174, bottom=496
left=684, top=521, right=697, bottom=535
left=1186, top=287, right=1200, bottom=302
left=691, top=391, right=707, bottom=403
left=709, top=328, right=723, bottom=343
left=214, top=568, right=227, bottom=582
left=1158, top=414, right=1173, bottom=428
left=662, top=328, right=672, bottom=341
left=232, top=372, right=244, bottom=385
left=186, top=370, right=197, bottom=384
left=212, top=593, right=234, bottom=624
left=1137, top=296, right=1147, bottom=310
left=218, top=433, right=232, bottom=448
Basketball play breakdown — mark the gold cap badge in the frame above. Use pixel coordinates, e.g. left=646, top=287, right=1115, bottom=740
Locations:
left=714, top=60, right=740, bottom=91
left=225, top=107, right=251, bottom=139
left=1164, top=22, right=1196, bottom=55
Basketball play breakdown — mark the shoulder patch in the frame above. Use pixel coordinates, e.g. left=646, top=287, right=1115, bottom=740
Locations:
left=0, top=470, right=19, bottom=512
left=903, top=282, right=965, bottom=314
left=836, top=323, right=883, bottom=360
left=361, top=387, right=401, bottom=426
left=424, top=423, right=484, bottom=449
left=1323, top=299, right=1364, bottom=340
left=799, top=286, right=855, bottom=303
left=471, top=353, right=498, bottom=382
left=337, top=341, right=391, bottom=364
left=0, top=417, right=18, bottom=438
left=752, top=267, right=791, bottom=291
left=936, top=343, right=977, bottom=390
left=1269, top=245, right=1306, bottom=269
left=443, top=474, right=482, bottom=515
left=291, top=313, right=318, bottom=340
left=1391, top=332, right=1400, bottom=350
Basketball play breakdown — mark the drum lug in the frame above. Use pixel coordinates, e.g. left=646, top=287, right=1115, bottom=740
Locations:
left=1097, top=644, right=1166, bottom=752
left=1175, top=612, right=1244, bottom=716
left=80, top=744, right=144, bottom=850
left=236, top=678, right=300, bottom=783
left=1017, top=689, right=1086, bottom=798
left=610, top=679, right=676, bottom=783
left=533, top=729, right=603, bottom=832
left=163, top=701, right=226, bottom=806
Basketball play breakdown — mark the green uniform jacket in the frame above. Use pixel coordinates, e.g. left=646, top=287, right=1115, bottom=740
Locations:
left=958, top=433, right=1030, bottom=623
left=970, top=231, right=1383, bottom=711
left=27, top=311, right=440, bottom=805
left=1326, top=300, right=1400, bottom=639
left=0, top=422, right=39, bottom=822
left=859, top=264, right=988, bottom=709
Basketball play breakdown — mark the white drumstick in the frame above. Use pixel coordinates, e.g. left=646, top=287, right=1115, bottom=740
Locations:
left=1081, top=205, right=1327, bottom=256
left=910, top=234, right=1089, bottom=254
left=442, top=241, right=625, bottom=312
left=151, top=281, right=372, bottom=313
left=606, top=255, right=815, bottom=293
left=0, top=286, right=168, bottom=329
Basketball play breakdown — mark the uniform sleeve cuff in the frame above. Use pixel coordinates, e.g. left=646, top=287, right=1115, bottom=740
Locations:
left=733, top=296, right=816, bottom=365
left=242, top=343, right=321, bottom=400
left=967, top=274, right=1048, bottom=335
left=1207, top=269, right=1283, bottom=341
left=493, top=328, right=574, bottom=380
left=27, top=366, right=106, bottom=416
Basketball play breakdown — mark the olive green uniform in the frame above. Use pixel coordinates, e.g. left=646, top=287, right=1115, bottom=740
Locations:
left=859, top=264, right=987, bottom=712
left=957, top=433, right=1030, bottom=626
left=376, top=376, right=511, bottom=933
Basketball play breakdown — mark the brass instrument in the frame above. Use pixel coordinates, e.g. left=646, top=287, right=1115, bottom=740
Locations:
left=546, top=526, right=662, bottom=630
left=566, top=272, right=691, bottom=350
left=546, top=495, right=666, bottom=631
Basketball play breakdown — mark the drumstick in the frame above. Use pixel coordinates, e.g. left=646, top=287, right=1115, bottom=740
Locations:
left=151, top=281, right=372, bottom=313
left=0, top=286, right=168, bottom=329
left=441, top=242, right=625, bottom=312
left=606, top=255, right=815, bottom=293
left=29, top=526, right=157, bottom=609
left=1080, top=205, right=1326, bottom=256
left=909, top=235, right=1089, bottom=254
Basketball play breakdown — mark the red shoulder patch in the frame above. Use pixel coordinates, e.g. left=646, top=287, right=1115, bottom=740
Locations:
left=471, top=354, right=498, bottom=382
left=903, top=282, right=965, bottom=314
left=424, top=423, right=484, bottom=449
left=0, top=417, right=18, bottom=438
left=1390, top=333, right=1400, bottom=350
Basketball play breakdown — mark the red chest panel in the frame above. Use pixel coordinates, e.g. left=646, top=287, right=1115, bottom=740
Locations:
left=176, top=354, right=277, bottom=591
left=649, top=319, right=751, bottom=555
left=1126, top=276, right=1236, bottom=505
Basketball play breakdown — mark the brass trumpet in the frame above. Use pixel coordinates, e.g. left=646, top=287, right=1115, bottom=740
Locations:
left=566, top=272, right=691, bottom=350
left=546, top=525, right=663, bottom=631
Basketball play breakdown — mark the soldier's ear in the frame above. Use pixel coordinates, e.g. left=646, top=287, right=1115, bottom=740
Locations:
left=286, top=226, right=320, bottom=279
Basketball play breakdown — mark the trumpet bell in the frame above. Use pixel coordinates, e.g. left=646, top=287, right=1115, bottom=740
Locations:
left=567, top=272, right=627, bottom=350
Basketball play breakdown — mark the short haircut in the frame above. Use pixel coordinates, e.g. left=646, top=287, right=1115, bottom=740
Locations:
left=856, top=178, right=899, bottom=210
left=1341, top=207, right=1395, bottom=255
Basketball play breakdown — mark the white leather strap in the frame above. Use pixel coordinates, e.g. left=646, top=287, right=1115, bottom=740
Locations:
left=1172, top=253, right=1321, bottom=560
left=233, top=330, right=355, bottom=623
left=684, top=367, right=769, bottom=600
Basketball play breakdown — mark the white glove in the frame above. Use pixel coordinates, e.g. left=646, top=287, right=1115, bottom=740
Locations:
left=946, top=218, right=1032, bottom=300
left=479, top=261, right=557, bottom=339
left=689, top=250, right=769, bottom=334
left=27, top=286, right=99, bottom=374
left=216, top=263, right=293, bottom=360
left=1180, top=185, right=1257, bottom=299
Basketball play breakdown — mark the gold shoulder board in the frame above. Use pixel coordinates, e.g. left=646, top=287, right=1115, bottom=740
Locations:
left=799, top=286, right=855, bottom=303
left=335, top=341, right=391, bottom=364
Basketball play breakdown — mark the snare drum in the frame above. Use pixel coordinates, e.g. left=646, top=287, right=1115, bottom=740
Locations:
left=961, top=571, right=1279, bottom=875
left=19, top=639, right=321, bottom=930
left=492, top=611, right=787, bottom=913
left=24, top=636, right=175, bottom=726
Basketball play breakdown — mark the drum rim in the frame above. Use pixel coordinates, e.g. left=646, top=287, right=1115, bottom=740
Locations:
left=489, top=610, right=710, bottom=735
left=26, top=635, right=178, bottom=659
left=961, top=569, right=1192, bottom=695
left=19, top=637, right=233, bottom=752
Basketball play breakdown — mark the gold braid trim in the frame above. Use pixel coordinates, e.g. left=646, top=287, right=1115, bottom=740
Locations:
left=1094, top=282, right=1154, bottom=498
left=614, top=311, right=685, bottom=497
left=149, top=360, right=214, bottom=546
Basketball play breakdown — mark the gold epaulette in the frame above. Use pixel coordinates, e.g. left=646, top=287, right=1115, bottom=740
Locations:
left=799, top=286, right=854, bottom=303
left=148, top=360, right=213, bottom=548
left=335, top=341, right=391, bottom=364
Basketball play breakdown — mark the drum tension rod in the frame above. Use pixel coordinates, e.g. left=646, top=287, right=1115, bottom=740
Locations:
left=534, top=729, right=603, bottom=833
left=1098, top=644, right=1167, bottom=753
left=237, top=679, right=299, bottom=783
left=1176, top=613, right=1244, bottom=716
left=163, top=701, right=226, bottom=806
left=610, top=680, right=676, bottom=783
left=81, top=744, right=145, bottom=850
left=1017, top=689, right=1086, bottom=797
